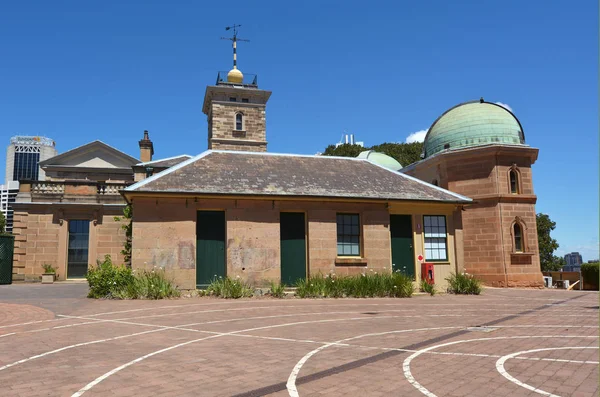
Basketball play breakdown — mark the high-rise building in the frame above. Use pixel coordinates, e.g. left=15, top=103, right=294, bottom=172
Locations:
left=0, top=181, right=19, bottom=233
left=564, top=252, right=583, bottom=269
left=5, top=136, right=57, bottom=184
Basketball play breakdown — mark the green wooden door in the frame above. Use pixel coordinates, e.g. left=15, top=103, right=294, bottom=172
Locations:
left=390, top=215, right=415, bottom=279
left=280, top=212, right=306, bottom=286
left=196, top=211, right=226, bottom=288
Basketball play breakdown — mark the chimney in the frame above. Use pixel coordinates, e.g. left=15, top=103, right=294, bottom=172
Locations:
left=138, top=130, right=154, bottom=163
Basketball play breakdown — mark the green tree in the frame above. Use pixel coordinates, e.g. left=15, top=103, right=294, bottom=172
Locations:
left=321, top=142, right=424, bottom=167
left=322, top=144, right=365, bottom=158
left=0, top=211, right=5, bottom=234
left=370, top=142, right=423, bottom=167
left=536, top=213, right=562, bottom=271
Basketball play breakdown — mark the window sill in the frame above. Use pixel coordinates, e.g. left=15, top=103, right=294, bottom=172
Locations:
left=425, top=261, right=450, bottom=265
left=335, top=257, right=368, bottom=266
left=511, top=252, right=534, bottom=265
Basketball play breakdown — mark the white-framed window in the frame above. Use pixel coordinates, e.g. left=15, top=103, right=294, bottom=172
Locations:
left=336, top=213, right=360, bottom=256
left=423, top=215, right=448, bottom=261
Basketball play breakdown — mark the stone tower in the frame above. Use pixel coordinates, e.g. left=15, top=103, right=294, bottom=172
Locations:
left=202, top=75, right=271, bottom=152
left=403, top=99, right=543, bottom=288
left=202, top=26, right=271, bottom=152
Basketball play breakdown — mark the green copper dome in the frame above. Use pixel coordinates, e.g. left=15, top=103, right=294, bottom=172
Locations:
left=357, top=150, right=402, bottom=171
left=423, top=100, right=526, bottom=158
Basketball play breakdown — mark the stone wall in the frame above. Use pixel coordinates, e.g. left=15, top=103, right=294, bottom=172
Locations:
left=406, top=145, right=543, bottom=287
left=12, top=204, right=126, bottom=281
left=12, top=210, right=61, bottom=281
left=208, top=102, right=267, bottom=152
left=131, top=198, right=398, bottom=289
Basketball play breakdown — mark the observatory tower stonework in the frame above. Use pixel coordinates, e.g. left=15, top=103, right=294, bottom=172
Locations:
left=202, top=25, right=271, bottom=152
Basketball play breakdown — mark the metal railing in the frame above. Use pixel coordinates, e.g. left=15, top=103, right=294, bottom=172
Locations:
left=216, top=71, right=258, bottom=87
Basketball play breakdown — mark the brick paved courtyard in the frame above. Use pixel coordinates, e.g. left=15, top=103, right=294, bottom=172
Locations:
left=0, top=284, right=597, bottom=397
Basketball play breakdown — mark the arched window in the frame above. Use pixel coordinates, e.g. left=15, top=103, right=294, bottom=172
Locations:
left=235, top=113, right=243, bottom=131
left=513, top=223, right=523, bottom=252
left=509, top=170, right=519, bottom=194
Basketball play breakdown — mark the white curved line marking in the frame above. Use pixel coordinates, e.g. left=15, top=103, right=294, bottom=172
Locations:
left=0, top=311, right=378, bottom=372
left=286, top=326, right=461, bottom=397
left=496, top=346, right=599, bottom=397
left=402, top=336, right=598, bottom=397
left=0, top=328, right=162, bottom=371
left=71, top=314, right=413, bottom=396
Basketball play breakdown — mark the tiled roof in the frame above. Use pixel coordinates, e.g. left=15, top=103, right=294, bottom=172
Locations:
left=125, top=151, right=471, bottom=203
left=135, top=155, right=192, bottom=168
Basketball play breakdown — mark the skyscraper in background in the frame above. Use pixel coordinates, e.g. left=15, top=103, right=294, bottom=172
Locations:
left=5, top=136, right=57, bottom=184
left=2, top=136, right=57, bottom=232
left=0, top=181, right=19, bottom=233
left=564, top=252, right=583, bottom=267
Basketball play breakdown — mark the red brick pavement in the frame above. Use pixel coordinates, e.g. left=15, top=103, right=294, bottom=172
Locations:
left=0, top=285, right=597, bottom=397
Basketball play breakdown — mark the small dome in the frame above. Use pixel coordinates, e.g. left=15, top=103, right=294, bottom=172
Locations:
left=357, top=150, right=402, bottom=171
left=423, top=100, right=526, bottom=158
left=227, top=68, right=243, bottom=84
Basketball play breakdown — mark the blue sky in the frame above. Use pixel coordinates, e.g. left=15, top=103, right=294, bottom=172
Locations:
left=1, top=1, right=597, bottom=260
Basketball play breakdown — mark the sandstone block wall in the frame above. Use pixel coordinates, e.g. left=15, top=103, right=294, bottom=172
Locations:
left=131, top=198, right=395, bottom=289
left=12, top=205, right=127, bottom=281
left=208, top=103, right=267, bottom=151
left=406, top=146, right=543, bottom=287
left=12, top=211, right=61, bottom=281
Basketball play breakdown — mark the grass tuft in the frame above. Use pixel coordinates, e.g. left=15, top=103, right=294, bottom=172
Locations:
left=445, top=272, right=482, bottom=295
left=269, top=281, right=286, bottom=298
left=420, top=280, right=436, bottom=296
left=86, top=255, right=180, bottom=299
left=206, top=276, right=253, bottom=299
left=295, top=272, right=413, bottom=298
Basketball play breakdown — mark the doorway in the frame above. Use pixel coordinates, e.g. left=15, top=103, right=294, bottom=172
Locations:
left=67, top=220, right=90, bottom=278
left=390, top=214, right=415, bottom=279
left=196, top=211, right=226, bottom=288
left=280, top=212, right=307, bottom=286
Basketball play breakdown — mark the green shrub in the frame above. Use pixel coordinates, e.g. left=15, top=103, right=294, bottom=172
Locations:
left=294, top=271, right=413, bottom=298
left=269, top=281, right=286, bottom=298
left=42, top=264, right=56, bottom=274
left=86, top=255, right=180, bottom=299
left=87, top=255, right=135, bottom=298
left=581, top=262, right=599, bottom=289
left=133, top=268, right=181, bottom=299
left=420, top=280, right=436, bottom=296
left=445, top=272, right=482, bottom=295
left=206, top=276, right=253, bottom=299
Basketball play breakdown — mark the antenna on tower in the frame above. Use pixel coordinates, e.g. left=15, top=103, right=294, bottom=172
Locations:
left=221, top=24, right=250, bottom=70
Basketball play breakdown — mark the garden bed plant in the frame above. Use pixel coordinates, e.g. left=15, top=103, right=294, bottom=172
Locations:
left=445, top=272, right=482, bottom=295
left=294, top=271, right=414, bottom=298
left=86, top=255, right=180, bottom=299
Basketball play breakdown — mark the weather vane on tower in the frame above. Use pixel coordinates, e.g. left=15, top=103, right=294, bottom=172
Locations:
left=221, top=24, right=249, bottom=83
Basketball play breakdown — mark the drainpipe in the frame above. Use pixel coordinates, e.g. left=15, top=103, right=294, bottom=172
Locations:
left=496, top=153, right=508, bottom=287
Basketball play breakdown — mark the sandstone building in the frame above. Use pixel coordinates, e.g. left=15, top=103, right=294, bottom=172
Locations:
left=11, top=57, right=543, bottom=289
left=122, top=65, right=472, bottom=290
left=403, top=99, right=542, bottom=287
left=10, top=136, right=189, bottom=281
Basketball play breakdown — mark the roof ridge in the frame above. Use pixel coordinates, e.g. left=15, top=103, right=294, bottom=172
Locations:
left=210, top=149, right=366, bottom=162
left=366, top=161, right=472, bottom=202
left=39, top=140, right=139, bottom=167
left=125, top=151, right=212, bottom=191
left=136, top=154, right=192, bottom=166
